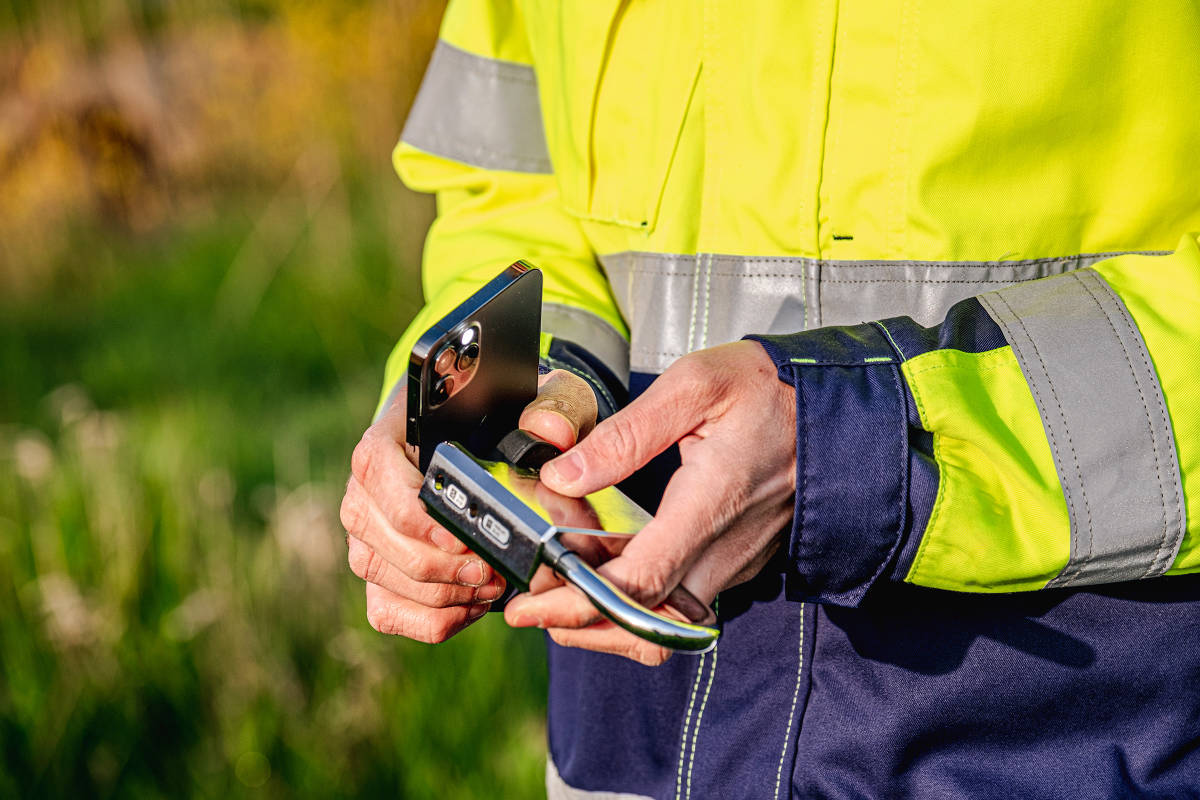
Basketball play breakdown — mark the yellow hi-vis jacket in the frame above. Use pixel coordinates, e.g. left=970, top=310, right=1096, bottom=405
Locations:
left=380, top=1, right=1200, bottom=796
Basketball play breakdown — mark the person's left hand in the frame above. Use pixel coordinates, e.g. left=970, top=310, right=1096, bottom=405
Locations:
left=504, top=340, right=797, bottom=665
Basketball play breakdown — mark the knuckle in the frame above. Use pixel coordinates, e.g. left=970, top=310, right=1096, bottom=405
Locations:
left=421, top=614, right=460, bottom=644
left=669, top=352, right=723, bottom=406
left=362, top=547, right=388, bottom=584
left=412, top=512, right=445, bottom=547
left=339, top=489, right=367, bottom=538
left=599, top=412, right=641, bottom=461
left=629, top=643, right=671, bottom=667
left=350, top=431, right=381, bottom=486
left=547, top=628, right=575, bottom=650
left=405, top=552, right=448, bottom=584
left=621, top=561, right=670, bottom=605
left=346, top=539, right=368, bottom=579
left=424, top=582, right=460, bottom=609
left=669, top=352, right=703, bottom=382
left=366, top=598, right=403, bottom=636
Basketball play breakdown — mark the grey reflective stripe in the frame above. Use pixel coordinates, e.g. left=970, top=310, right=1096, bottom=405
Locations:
left=979, top=269, right=1186, bottom=587
left=542, top=302, right=630, bottom=386
left=402, top=40, right=552, bottom=174
left=546, top=758, right=652, bottom=800
left=600, top=250, right=1164, bottom=374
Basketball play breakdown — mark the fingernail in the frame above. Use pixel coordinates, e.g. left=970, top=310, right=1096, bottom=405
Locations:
left=456, top=560, right=486, bottom=587
left=475, top=579, right=504, bottom=602
left=546, top=452, right=583, bottom=485
left=430, top=528, right=456, bottom=552
left=467, top=603, right=489, bottom=621
left=510, top=614, right=543, bottom=628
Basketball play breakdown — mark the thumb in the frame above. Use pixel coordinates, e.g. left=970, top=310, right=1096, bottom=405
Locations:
left=519, top=369, right=598, bottom=452
left=540, top=371, right=703, bottom=497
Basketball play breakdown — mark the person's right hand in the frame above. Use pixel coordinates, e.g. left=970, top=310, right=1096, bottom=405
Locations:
left=340, top=370, right=597, bottom=643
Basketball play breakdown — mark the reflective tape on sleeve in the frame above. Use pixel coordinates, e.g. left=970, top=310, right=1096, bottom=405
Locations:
left=541, top=302, right=630, bottom=386
left=600, top=250, right=1156, bottom=374
left=978, top=268, right=1186, bottom=587
left=402, top=40, right=552, bottom=174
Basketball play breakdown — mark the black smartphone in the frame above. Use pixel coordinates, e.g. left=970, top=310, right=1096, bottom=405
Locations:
left=406, top=261, right=542, bottom=471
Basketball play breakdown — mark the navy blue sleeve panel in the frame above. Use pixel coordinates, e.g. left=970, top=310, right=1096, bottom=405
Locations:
left=539, top=336, right=627, bottom=421
left=746, top=297, right=1008, bottom=607
left=747, top=326, right=913, bottom=606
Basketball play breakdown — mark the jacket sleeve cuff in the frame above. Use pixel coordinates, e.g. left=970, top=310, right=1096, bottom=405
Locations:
left=746, top=324, right=913, bottom=607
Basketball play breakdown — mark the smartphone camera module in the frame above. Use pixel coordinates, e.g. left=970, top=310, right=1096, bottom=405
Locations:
left=427, top=324, right=481, bottom=409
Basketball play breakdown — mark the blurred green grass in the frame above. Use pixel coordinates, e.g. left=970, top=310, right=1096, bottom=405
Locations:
left=0, top=1, right=550, bottom=797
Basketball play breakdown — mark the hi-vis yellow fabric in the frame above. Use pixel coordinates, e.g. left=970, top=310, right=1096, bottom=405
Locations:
left=382, top=0, right=1200, bottom=591
left=902, top=347, right=1071, bottom=592
left=1094, top=238, right=1200, bottom=575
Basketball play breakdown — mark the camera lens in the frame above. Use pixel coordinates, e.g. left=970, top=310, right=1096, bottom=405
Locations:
left=431, top=374, right=454, bottom=405
left=456, top=341, right=479, bottom=372
left=434, top=346, right=457, bottom=374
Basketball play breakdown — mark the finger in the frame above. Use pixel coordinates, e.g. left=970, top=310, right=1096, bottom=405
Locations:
left=538, top=359, right=712, bottom=496
left=527, top=563, right=565, bottom=595
left=341, top=476, right=495, bottom=587
left=505, top=572, right=708, bottom=630
left=365, top=582, right=489, bottom=643
left=547, top=625, right=673, bottom=667
left=519, top=369, right=598, bottom=451
left=505, top=585, right=674, bottom=666
left=505, top=583, right=601, bottom=630
left=593, top=449, right=746, bottom=608
left=507, top=448, right=739, bottom=626
left=348, top=423, right=451, bottom=547
left=674, top=498, right=791, bottom=601
left=533, top=479, right=603, bottom=530
left=370, top=387, right=421, bottom=466
left=342, top=469, right=467, bottom=555
left=348, top=534, right=506, bottom=606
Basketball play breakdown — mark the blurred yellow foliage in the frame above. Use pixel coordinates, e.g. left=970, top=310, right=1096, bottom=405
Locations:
left=0, top=0, right=446, bottom=294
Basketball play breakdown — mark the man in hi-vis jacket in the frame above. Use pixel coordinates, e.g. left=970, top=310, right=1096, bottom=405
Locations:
left=340, top=1, right=1200, bottom=796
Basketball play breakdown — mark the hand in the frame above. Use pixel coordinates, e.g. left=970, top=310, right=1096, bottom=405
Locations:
left=504, top=341, right=796, bottom=665
left=340, top=370, right=596, bottom=642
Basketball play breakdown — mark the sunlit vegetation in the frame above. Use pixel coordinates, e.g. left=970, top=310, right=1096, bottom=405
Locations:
left=0, top=2, right=550, bottom=797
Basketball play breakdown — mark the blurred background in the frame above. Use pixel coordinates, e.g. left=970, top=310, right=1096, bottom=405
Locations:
left=0, top=1, right=549, bottom=796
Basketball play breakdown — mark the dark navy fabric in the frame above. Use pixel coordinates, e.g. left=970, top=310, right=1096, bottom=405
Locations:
left=892, top=428, right=939, bottom=581
left=548, top=553, right=812, bottom=799
left=745, top=299, right=1011, bottom=604
left=875, top=296, right=1008, bottom=360
left=549, top=574, right=1200, bottom=799
left=794, top=576, right=1200, bottom=799
left=748, top=328, right=912, bottom=606
left=752, top=322, right=901, bottom=366
left=543, top=349, right=1200, bottom=799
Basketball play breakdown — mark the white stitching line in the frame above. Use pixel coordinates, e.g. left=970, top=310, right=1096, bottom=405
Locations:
left=685, top=254, right=701, bottom=355
left=774, top=607, right=806, bottom=800
left=699, top=253, right=713, bottom=350
left=674, top=652, right=708, bottom=800
left=601, top=249, right=1170, bottom=270
left=802, top=259, right=809, bottom=330
left=684, top=642, right=718, bottom=799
